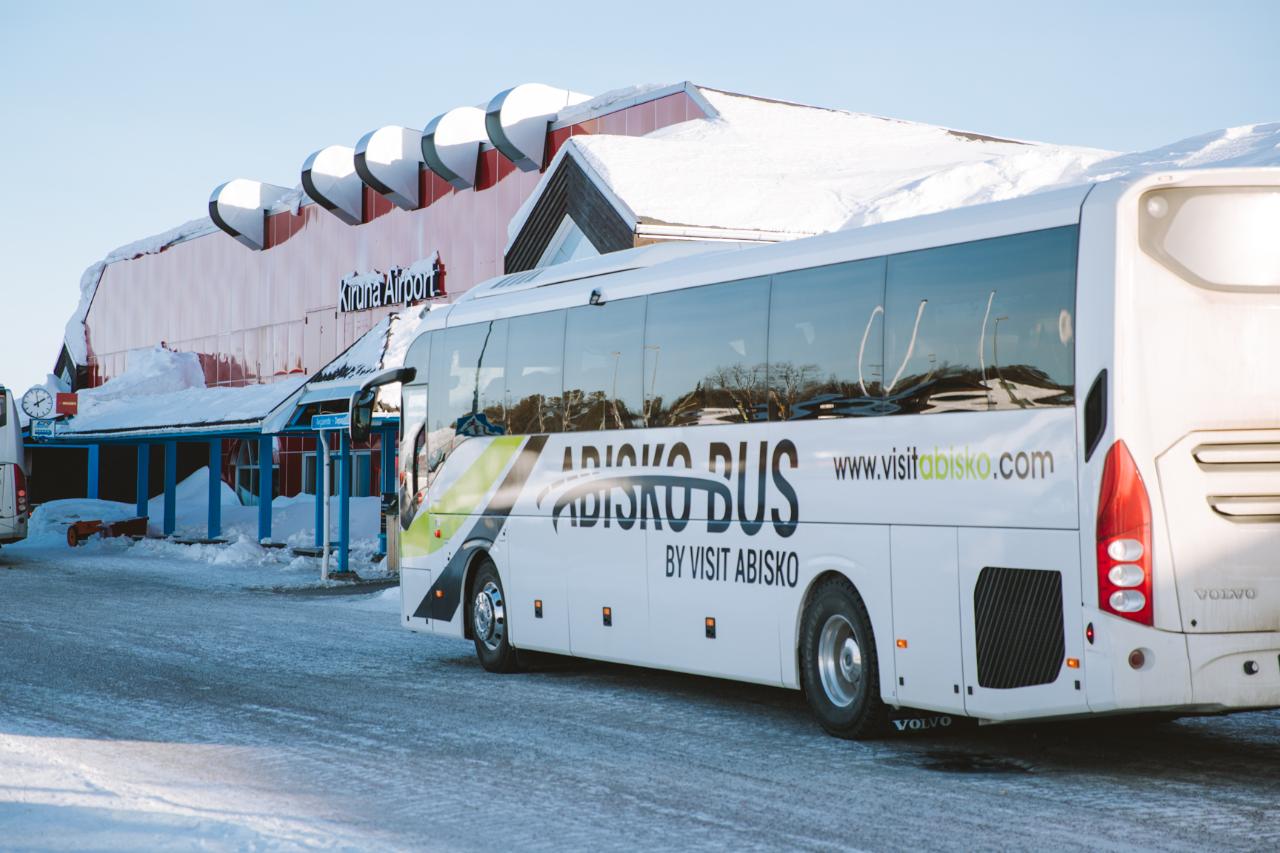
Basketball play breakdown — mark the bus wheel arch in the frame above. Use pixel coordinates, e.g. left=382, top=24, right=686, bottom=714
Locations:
left=796, top=571, right=889, bottom=739
left=463, top=547, right=521, bottom=674
left=460, top=545, right=495, bottom=642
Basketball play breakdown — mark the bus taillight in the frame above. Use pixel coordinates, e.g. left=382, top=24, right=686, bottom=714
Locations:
left=1097, top=440, right=1153, bottom=626
left=13, top=466, right=28, bottom=516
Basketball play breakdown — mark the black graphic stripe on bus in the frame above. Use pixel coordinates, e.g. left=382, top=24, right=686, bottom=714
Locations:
left=413, top=434, right=548, bottom=623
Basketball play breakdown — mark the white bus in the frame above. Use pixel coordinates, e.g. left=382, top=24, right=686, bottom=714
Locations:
left=0, top=386, right=30, bottom=548
left=359, top=168, right=1280, bottom=737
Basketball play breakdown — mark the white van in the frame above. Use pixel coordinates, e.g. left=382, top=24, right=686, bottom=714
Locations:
left=0, top=386, right=30, bottom=546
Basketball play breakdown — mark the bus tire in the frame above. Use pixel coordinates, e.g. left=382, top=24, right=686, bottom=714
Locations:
left=799, top=577, right=888, bottom=739
left=469, top=557, right=520, bottom=674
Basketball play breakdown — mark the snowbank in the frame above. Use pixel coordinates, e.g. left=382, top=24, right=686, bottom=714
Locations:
left=60, top=348, right=306, bottom=436
left=79, top=346, right=205, bottom=403
left=848, top=121, right=1280, bottom=228
left=24, top=467, right=388, bottom=581
left=1082, top=121, right=1280, bottom=178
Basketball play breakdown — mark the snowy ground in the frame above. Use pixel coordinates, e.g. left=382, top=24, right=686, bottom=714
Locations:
left=1, top=536, right=1279, bottom=852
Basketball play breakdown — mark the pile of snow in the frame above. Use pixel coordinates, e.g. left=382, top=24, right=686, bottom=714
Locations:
left=1082, top=121, right=1280, bottom=177
left=24, top=467, right=388, bottom=583
left=58, top=345, right=306, bottom=436
left=64, top=217, right=218, bottom=366
left=551, top=87, right=1114, bottom=239
left=854, top=121, right=1280, bottom=227
left=79, top=346, right=205, bottom=403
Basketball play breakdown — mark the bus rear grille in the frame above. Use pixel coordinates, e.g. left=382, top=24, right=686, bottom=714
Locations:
left=974, top=567, right=1064, bottom=690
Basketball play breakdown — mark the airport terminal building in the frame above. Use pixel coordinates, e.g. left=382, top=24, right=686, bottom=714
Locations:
left=25, top=79, right=1076, bottom=561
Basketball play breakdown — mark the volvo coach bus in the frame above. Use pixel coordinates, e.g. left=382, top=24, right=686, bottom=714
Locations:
left=357, top=168, right=1280, bottom=738
left=0, top=386, right=29, bottom=548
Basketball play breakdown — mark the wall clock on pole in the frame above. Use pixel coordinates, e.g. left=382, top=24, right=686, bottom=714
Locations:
left=21, top=386, right=54, bottom=419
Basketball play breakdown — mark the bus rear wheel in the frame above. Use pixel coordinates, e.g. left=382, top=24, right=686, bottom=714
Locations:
left=469, top=557, right=520, bottom=673
left=799, top=577, right=888, bottom=739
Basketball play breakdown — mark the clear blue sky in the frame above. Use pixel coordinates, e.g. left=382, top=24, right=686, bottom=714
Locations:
left=1, top=0, right=1276, bottom=396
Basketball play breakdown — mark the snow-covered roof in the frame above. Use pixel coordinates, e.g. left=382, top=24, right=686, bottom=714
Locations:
left=293, top=304, right=433, bottom=414
left=52, top=347, right=306, bottom=439
left=508, top=87, right=1114, bottom=245
left=511, top=91, right=1280, bottom=248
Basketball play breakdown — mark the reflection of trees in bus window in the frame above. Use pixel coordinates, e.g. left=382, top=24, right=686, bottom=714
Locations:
left=644, top=278, right=769, bottom=427
left=505, top=309, right=566, bottom=435
left=767, top=258, right=887, bottom=420
left=883, top=226, right=1078, bottom=414
left=563, top=298, right=645, bottom=432
left=427, top=320, right=508, bottom=439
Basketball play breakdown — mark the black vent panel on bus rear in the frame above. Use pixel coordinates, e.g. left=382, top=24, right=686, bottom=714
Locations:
left=974, top=567, right=1065, bottom=690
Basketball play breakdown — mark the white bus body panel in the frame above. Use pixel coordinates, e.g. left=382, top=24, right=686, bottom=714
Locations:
left=1077, top=168, right=1280, bottom=715
left=0, top=392, right=27, bottom=545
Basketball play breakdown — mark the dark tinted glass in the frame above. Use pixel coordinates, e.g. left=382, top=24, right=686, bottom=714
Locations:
left=505, top=310, right=566, bottom=434
left=428, top=320, right=508, bottom=438
left=882, top=226, right=1077, bottom=414
left=644, top=278, right=770, bottom=427
left=563, top=298, right=645, bottom=431
left=768, top=258, right=886, bottom=420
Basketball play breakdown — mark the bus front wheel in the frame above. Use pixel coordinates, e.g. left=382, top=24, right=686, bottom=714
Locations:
left=469, top=557, right=520, bottom=673
left=799, top=577, right=888, bottom=739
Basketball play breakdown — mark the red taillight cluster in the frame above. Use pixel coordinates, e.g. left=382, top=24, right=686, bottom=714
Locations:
left=13, top=466, right=29, bottom=516
left=1096, top=440, right=1153, bottom=626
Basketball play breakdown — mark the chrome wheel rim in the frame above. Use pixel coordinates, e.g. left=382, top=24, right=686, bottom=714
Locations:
left=818, top=614, right=862, bottom=708
left=473, top=580, right=505, bottom=652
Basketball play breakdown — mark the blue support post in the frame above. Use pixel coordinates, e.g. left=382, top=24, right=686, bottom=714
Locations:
left=313, top=440, right=325, bottom=547
left=87, top=444, right=100, bottom=500
left=378, top=429, right=394, bottom=555
left=257, top=435, right=273, bottom=543
left=163, top=442, right=177, bottom=536
left=208, top=439, right=222, bottom=540
left=338, top=430, right=351, bottom=573
left=135, top=444, right=150, bottom=518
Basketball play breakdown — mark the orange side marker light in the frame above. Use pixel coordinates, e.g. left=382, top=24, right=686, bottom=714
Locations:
left=1066, top=658, right=1080, bottom=669
left=896, top=639, right=908, bottom=649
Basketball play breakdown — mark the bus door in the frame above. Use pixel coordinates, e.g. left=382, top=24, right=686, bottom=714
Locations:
left=957, top=527, right=1087, bottom=719
left=399, top=381, right=433, bottom=632
left=890, top=526, right=967, bottom=714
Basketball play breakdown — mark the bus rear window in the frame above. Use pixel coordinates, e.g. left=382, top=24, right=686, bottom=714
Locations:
left=1140, top=187, right=1280, bottom=290
left=0, top=390, right=6, bottom=427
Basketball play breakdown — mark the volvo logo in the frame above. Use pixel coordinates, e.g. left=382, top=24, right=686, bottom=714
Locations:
left=1194, top=588, right=1257, bottom=601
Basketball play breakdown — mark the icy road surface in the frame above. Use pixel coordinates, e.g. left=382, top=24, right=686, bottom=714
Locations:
left=1, top=540, right=1278, bottom=852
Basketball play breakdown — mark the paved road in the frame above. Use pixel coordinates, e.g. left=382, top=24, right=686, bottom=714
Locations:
left=1, top=542, right=1278, bottom=851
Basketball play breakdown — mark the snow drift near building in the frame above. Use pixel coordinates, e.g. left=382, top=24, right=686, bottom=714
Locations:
left=60, top=345, right=306, bottom=437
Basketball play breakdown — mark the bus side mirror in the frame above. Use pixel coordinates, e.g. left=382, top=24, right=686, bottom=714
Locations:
left=349, top=367, right=416, bottom=443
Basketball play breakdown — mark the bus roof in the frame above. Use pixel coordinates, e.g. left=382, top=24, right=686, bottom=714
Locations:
left=435, top=182, right=1095, bottom=331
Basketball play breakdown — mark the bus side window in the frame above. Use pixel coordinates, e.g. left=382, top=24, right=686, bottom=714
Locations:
left=883, top=227, right=1078, bottom=415
left=563, top=298, right=645, bottom=432
left=643, top=278, right=770, bottom=427
left=412, top=427, right=427, bottom=495
left=430, top=321, right=508, bottom=438
left=504, top=309, right=566, bottom=435
left=767, top=258, right=887, bottom=420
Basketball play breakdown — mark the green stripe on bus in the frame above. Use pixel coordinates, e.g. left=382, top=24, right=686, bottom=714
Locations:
left=402, top=436, right=524, bottom=557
